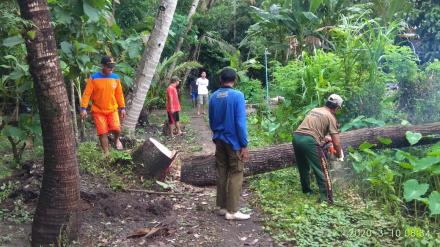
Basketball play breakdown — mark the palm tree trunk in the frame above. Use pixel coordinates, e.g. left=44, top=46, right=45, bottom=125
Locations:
left=16, top=0, right=80, bottom=246
left=123, top=0, right=178, bottom=133
left=164, top=0, right=200, bottom=83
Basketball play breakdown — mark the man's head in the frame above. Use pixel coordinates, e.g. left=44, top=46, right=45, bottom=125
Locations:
left=220, top=68, right=237, bottom=86
left=171, top=76, right=181, bottom=86
left=101, top=55, right=116, bottom=75
left=325, top=94, right=343, bottom=112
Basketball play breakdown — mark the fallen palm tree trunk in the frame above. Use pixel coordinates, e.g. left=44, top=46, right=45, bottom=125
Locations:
left=181, top=122, right=440, bottom=186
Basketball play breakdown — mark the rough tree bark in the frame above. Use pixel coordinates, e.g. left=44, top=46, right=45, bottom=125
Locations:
left=164, top=0, right=200, bottom=82
left=16, top=0, right=80, bottom=246
left=123, top=0, right=177, bottom=134
left=181, top=122, right=440, bottom=186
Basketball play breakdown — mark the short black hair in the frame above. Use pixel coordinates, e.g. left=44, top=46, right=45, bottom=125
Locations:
left=220, top=68, right=236, bottom=83
left=101, top=55, right=115, bottom=65
left=325, top=100, right=339, bottom=109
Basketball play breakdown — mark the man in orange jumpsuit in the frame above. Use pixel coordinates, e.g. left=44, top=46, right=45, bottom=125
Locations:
left=80, top=56, right=126, bottom=155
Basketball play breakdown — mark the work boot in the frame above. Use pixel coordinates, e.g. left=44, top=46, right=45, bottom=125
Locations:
left=225, top=211, right=250, bottom=220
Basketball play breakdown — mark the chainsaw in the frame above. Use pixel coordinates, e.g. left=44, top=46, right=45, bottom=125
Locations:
left=322, top=141, right=344, bottom=162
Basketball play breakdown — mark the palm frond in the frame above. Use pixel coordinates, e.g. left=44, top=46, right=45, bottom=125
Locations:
left=173, top=61, right=203, bottom=76
left=201, top=32, right=236, bottom=54
left=156, top=51, right=185, bottom=77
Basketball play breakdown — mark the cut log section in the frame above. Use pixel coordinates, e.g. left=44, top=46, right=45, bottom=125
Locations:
left=181, top=122, right=440, bottom=186
left=132, top=137, right=177, bottom=180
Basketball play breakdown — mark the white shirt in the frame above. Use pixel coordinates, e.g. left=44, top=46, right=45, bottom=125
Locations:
left=196, top=78, right=209, bottom=95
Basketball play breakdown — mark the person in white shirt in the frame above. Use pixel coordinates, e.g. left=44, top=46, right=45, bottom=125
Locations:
left=196, top=71, right=209, bottom=116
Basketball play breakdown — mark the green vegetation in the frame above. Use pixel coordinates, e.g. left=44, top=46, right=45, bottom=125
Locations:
left=250, top=167, right=439, bottom=246
left=249, top=132, right=440, bottom=246
left=0, top=181, right=18, bottom=204
left=348, top=134, right=440, bottom=221
left=0, top=199, right=32, bottom=224
left=77, top=142, right=136, bottom=191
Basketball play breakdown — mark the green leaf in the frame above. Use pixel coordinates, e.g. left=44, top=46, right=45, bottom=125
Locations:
left=111, top=24, right=122, bottom=37
left=349, top=151, right=362, bottom=162
left=395, top=149, right=416, bottom=162
left=377, top=137, right=392, bottom=145
left=127, top=40, right=142, bottom=59
left=26, top=31, right=36, bottom=40
left=431, top=164, right=440, bottom=175
left=410, top=156, right=440, bottom=172
left=301, top=12, right=319, bottom=22
left=60, top=41, right=73, bottom=57
left=403, top=179, right=429, bottom=202
left=78, top=43, right=98, bottom=53
left=359, top=142, right=374, bottom=151
left=2, top=36, right=24, bottom=47
left=155, top=180, right=175, bottom=190
left=88, top=0, right=106, bottom=8
left=53, top=7, right=73, bottom=25
left=401, top=120, right=410, bottom=126
left=2, top=126, right=26, bottom=140
left=428, top=143, right=440, bottom=156
left=364, top=117, right=385, bottom=127
left=399, top=162, right=413, bottom=170
left=352, top=161, right=366, bottom=173
left=309, top=0, right=323, bottom=12
left=428, top=191, right=440, bottom=215
left=405, top=131, right=422, bottom=146
left=8, top=69, right=25, bottom=81
left=83, top=1, right=100, bottom=22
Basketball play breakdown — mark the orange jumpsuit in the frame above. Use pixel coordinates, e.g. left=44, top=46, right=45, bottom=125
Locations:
left=81, top=72, right=125, bottom=135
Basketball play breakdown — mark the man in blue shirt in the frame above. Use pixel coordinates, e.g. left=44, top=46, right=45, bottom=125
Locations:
left=209, top=68, right=250, bottom=220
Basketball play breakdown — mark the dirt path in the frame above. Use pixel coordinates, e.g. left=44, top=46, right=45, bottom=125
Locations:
left=184, top=107, right=215, bottom=155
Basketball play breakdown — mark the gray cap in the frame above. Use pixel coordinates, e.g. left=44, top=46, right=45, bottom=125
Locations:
left=328, top=94, right=343, bottom=107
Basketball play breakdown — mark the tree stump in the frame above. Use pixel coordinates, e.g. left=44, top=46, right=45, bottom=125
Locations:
left=132, top=138, right=177, bottom=180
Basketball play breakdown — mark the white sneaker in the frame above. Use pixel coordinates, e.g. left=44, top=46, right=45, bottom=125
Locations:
left=217, top=208, right=227, bottom=216
left=225, top=211, right=250, bottom=220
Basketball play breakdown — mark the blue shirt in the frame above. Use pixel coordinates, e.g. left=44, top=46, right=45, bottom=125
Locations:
left=209, top=87, right=248, bottom=151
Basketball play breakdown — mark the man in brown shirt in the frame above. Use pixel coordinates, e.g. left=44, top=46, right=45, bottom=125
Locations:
left=293, top=94, right=344, bottom=203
